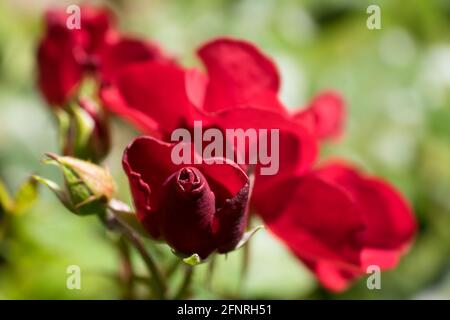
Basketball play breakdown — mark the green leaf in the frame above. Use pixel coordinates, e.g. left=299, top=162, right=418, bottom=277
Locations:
left=13, top=176, right=39, bottom=214
left=0, top=179, right=13, bottom=214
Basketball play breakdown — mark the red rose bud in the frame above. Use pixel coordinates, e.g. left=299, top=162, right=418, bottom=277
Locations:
left=58, top=97, right=111, bottom=163
left=34, top=154, right=115, bottom=216
left=122, top=136, right=250, bottom=260
left=159, top=168, right=216, bottom=258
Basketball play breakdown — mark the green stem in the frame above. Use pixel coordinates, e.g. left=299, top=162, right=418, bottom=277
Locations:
left=240, top=239, right=250, bottom=288
left=104, top=211, right=167, bottom=299
left=205, top=254, right=216, bottom=290
left=118, top=237, right=134, bottom=299
left=166, top=258, right=181, bottom=279
left=174, top=266, right=194, bottom=300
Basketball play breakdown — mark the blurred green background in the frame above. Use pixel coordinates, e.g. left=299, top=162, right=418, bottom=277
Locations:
left=0, top=0, right=450, bottom=299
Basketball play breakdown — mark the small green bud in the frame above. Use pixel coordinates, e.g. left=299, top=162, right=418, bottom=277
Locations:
left=34, top=153, right=115, bottom=216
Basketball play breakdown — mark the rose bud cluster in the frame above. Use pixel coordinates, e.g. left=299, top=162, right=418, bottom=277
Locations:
left=122, top=136, right=250, bottom=260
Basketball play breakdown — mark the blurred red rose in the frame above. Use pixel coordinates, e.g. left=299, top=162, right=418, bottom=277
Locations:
left=252, top=161, right=417, bottom=291
left=37, top=6, right=168, bottom=106
left=100, top=37, right=319, bottom=178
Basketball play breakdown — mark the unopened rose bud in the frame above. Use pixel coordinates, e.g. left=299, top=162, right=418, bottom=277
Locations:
left=122, top=136, right=253, bottom=261
left=58, top=97, right=111, bottom=163
left=34, top=154, right=115, bottom=216
left=159, top=167, right=217, bottom=258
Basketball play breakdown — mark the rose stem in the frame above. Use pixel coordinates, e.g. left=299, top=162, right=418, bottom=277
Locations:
left=205, top=254, right=216, bottom=290
left=174, top=265, right=194, bottom=299
left=104, top=210, right=167, bottom=299
left=118, top=237, right=134, bottom=299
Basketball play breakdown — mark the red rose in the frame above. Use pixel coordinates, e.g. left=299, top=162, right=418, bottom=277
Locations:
left=102, top=36, right=415, bottom=291
left=252, top=161, right=417, bottom=291
left=122, top=136, right=250, bottom=259
left=100, top=37, right=318, bottom=176
left=100, top=37, right=286, bottom=134
left=37, top=6, right=168, bottom=106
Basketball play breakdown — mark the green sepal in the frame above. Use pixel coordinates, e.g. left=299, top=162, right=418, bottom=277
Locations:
left=182, top=253, right=202, bottom=266
left=171, top=250, right=204, bottom=266
left=108, top=199, right=150, bottom=238
left=35, top=153, right=115, bottom=216
left=234, top=225, right=264, bottom=250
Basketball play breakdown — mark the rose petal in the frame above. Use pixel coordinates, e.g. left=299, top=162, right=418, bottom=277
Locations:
left=254, top=175, right=365, bottom=268
left=37, top=25, right=83, bottom=106
left=213, top=182, right=249, bottom=253
left=198, top=37, right=284, bottom=112
left=99, top=36, right=171, bottom=83
left=210, top=107, right=317, bottom=178
left=294, top=91, right=345, bottom=140
left=122, top=136, right=182, bottom=237
left=254, top=162, right=416, bottom=291
left=37, top=6, right=115, bottom=106
left=101, top=62, right=203, bottom=136
left=314, top=162, right=417, bottom=250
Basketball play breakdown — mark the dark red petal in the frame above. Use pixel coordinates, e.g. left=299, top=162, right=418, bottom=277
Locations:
left=196, top=158, right=249, bottom=253
left=101, top=62, right=202, bottom=136
left=122, top=136, right=182, bottom=238
left=123, top=136, right=181, bottom=199
left=294, top=91, right=345, bottom=140
left=198, top=158, right=249, bottom=203
left=213, top=182, right=249, bottom=253
left=198, top=37, right=284, bottom=112
left=158, top=167, right=216, bottom=258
